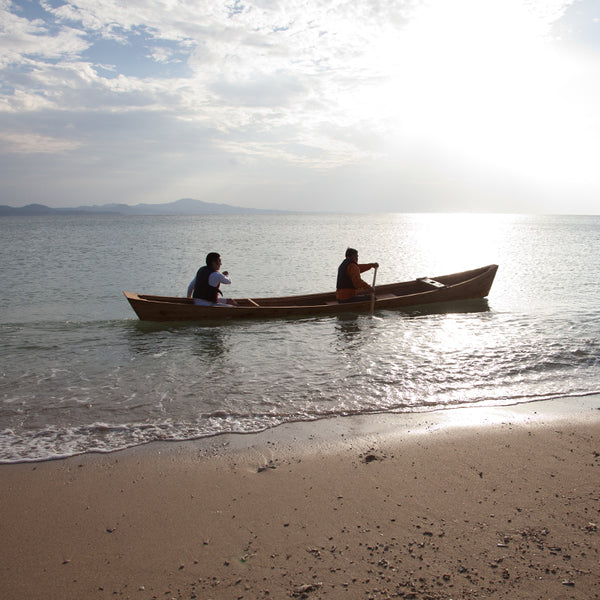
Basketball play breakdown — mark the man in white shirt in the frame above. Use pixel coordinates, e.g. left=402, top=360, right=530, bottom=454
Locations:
left=187, top=252, right=237, bottom=306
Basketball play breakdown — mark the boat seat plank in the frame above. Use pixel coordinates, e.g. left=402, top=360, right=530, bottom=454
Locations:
left=418, top=277, right=446, bottom=289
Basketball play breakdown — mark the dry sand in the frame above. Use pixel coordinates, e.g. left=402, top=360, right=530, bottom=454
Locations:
left=2, top=397, right=600, bottom=600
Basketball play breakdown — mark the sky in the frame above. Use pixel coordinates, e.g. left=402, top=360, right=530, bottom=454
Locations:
left=1, top=0, right=600, bottom=213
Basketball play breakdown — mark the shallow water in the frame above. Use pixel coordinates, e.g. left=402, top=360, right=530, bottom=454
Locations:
left=1, top=213, right=599, bottom=462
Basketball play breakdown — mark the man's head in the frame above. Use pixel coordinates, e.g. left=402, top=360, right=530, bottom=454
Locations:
left=206, top=252, right=221, bottom=268
left=345, top=247, right=358, bottom=261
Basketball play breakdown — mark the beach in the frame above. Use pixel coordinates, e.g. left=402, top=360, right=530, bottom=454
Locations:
left=2, top=398, right=600, bottom=600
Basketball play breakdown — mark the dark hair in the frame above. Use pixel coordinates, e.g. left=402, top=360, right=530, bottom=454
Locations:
left=206, top=252, right=221, bottom=266
left=345, top=247, right=358, bottom=258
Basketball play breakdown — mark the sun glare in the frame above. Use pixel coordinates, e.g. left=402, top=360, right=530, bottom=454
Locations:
left=411, top=212, right=505, bottom=271
left=345, top=0, right=595, bottom=189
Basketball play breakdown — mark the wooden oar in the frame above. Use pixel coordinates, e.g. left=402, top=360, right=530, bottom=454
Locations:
left=370, top=266, right=378, bottom=316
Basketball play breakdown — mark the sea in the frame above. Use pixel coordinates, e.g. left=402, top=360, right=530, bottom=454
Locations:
left=1, top=213, right=599, bottom=463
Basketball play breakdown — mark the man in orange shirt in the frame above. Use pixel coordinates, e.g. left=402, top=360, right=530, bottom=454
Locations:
left=336, top=247, right=379, bottom=302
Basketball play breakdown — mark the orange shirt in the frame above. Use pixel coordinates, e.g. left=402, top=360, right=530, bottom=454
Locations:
left=335, top=262, right=373, bottom=301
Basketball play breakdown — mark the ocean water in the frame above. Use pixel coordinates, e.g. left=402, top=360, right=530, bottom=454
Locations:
left=1, top=213, right=599, bottom=463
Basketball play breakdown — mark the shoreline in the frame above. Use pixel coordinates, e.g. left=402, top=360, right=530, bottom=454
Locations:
left=2, top=396, right=600, bottom=599
left=4, top=392, right=600, bottom=466
left=131, top=392, right=600, bottom=464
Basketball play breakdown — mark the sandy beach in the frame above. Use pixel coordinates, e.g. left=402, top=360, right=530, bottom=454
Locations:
left=2, top=397, right=600, bottom=600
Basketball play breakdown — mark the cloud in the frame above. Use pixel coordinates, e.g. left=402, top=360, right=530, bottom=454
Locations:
left=1, top=2, right=88, bottom=66
left=1, top=0, right=599, bottom=212
left=0, top=129, right=82, bottom=153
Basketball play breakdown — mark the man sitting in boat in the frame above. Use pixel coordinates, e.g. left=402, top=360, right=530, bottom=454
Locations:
left=187, top=252, right=237, bottom=306
left=336, top=247, right=379, bottom=303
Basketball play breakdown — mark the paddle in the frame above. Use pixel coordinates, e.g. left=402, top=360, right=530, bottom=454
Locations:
left=370, top=265, right=378, bottom=316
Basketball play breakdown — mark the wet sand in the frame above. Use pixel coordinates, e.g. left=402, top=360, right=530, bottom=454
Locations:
left=2, top=397, right=600, bottom=599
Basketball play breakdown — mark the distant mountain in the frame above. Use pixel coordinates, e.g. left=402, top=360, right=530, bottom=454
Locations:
left=0, top=203, right=101, bottom=216
left=0, top=198, right=289, bottom=217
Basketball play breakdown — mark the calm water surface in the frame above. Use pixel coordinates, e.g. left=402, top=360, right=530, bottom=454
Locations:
left=1, top=213, right=599, bottom=462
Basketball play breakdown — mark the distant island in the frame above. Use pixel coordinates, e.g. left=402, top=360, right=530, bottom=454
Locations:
left=0, top=198, right=291, bottom=217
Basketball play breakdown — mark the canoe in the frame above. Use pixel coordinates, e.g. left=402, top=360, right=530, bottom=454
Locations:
left=123, top=264, right=498, bottom=322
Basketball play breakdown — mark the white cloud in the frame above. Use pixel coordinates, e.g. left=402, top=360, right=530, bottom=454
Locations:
left=1, top=0, right=599, bottom=212
left=0, top=129, right=82, bottom=153
left=1, top=4, right=88, bottom=66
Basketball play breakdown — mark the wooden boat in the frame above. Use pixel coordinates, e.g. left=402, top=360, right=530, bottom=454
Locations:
left=123, top=264, right=498, bottom=322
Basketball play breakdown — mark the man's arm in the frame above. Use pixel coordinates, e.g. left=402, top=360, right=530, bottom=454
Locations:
left=187, top=278, right=196, bottom=298
left=209, top=272, right=232, bottom=286
left=358, top=262, right=378, bottom=273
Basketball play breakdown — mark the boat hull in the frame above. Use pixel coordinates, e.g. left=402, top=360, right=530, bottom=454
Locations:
left=124, top=264, right=498, bottom=322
